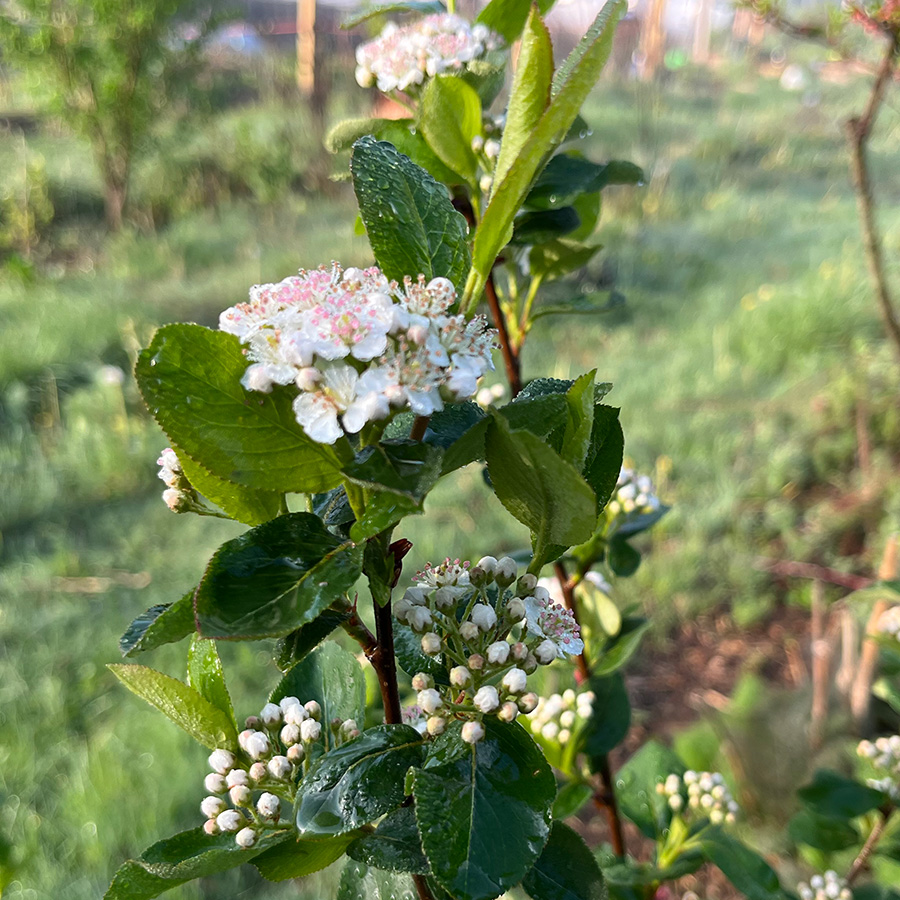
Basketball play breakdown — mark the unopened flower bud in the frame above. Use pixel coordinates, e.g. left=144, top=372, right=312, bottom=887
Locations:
left=235, top=826, right=258, bottom=848
left=471, top=135, right=485, bottom=153
left=669, top=794, right=684, bottom=812
left=201, top=796, right=226, bottom=818
left=268, top=756, right=292, bottom=780
left=295, top=367, right=320, bottom=391
left=460, top=621, right=480, bottom=641
left=283, top=704, right=308, bottom=727
left=304, top=701, right=322, bottom=720
left=501, top=667, right=527, bottom=694
left=532, top=586, right=551, bottom=604
left=421, top=633, right=442, bottom=655
left=244, top=715, right=261, bottom=730
left=204, top=773, right=227, bottom=794
left=498, top=701, right=519, bottom=723
left=260, top=703, right=282, bottom=726
left=450, top=666, right=471, bottom=687
left=281, top=723, right=301, bottom=746
left=506, top=597, right=526, bottom=621
left=300, top=719, right=322, bottom=742
left=462, top=721, right=485, bottom=743
left=427, top=716, right=447, bottom=736
left=523, top=653, right=538, bottom=673
left=511, top=641, right=528, bottom=660
left=245, top=731, right=270, bottom=760
left=535, top=639, right=558, bottom=664
left=433, top=587, right=456, bottom=609
left=474, top=685, right=500, bottom=713
left=408, top=607, right=433, bottom=632
left=208, top=749, right=236, bottom=774
left=226, top=769, right=249, bottom=788
left=516, top=574, right=537, bottom=596
left=470, top=604, right=498, bottom=632
left=287, top=744, right=305, bottom=764
left=230, top=785, right=251, bottom=806
left=249, top=762, right=267, bottom=782
left=518, top=692, right=539, bottom=713
left=216, top=809, right=243, bottom=833
left=495, top=557, right=517, bottom=586
left=469, top=566, right=488, bottom=586
left=257, top=792, right=281, bottom=820
left=412, top=672, right=434, bottom=691
left=484, top=139, right=501, bottom=160
left=203, top=818, right=219, bottom=836
left=475, top=556, right=497, bottom=578
left=468, top=653, right=485, bottom=670
left=417, top=688, right=443, bottom=714
left=486, top=641, right=510, bottom=665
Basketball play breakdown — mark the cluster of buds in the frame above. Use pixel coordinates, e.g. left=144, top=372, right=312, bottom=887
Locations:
left=797, top=871, right=852, bottom=900
left=219, top=265, right=495, bottom=445
left=876, top=606, right=900, bottom=640
left=200, top=696, right=359, bottom=847
left=607, top=467, right=661, bottom=518
left=395, top=556, right=584, bottom=743
left=857, top=735, right=900, bottom=800
left=471, top=134, right=503, bottom=196
left=354, top=14, right=503, bottom=95
left=657, top=771, right=740, bottom=825
left=156, top=448, right=205, bottom=514
left=524, top=689, right=595, bottom=745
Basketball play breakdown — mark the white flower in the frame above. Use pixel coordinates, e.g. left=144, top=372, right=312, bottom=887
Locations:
left=473, top=685, right=500, bottom=713
left=208, top=749, right=236, bottom=774
left=300, top=719, right=322, bottom=742
left=486, top=641, right=510, bottom=665
left=257, top=792, right=281, bottom=820
left=524, top=593, right=584, bottom=659
left=201, top=796, right=226, bottom=818
left=417, top=688, right=443, bottom=714
left=292, top=363, right=360, bottom=444
left=235, top=827, right=258, bottom=848
left=501, top=668, right=527, bottom=694
left=216, top=809, right=243, bottom=833
left=245, top=732, right=270, bottom=760
left=461, top=720, right=485, bottom=743
left=470, top=604, right=497, bottom=632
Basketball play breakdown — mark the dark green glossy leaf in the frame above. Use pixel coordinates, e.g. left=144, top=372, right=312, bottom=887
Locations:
left=533, top=291, right=626, bottom=319
left=419, top=75, right=481, bottom=184
left=273, top=606, right=352, bottom=672
left=347, top=806, right=429, bottom=874
left=270, top=642, right=365, bottom=747
left=253, top=833, right=358, bottom=881
left=351, top=135, right=470, bottom=291
left=797, top=770, right=884, bottom=819
left=394, top=622, right=449, bottom=684
left=186, top=635, right=235, bottom=728
left=342, top=0, right=445, bottom=28
left=135, top=325, right=343, bottom=494
left=853, top=887, right=900, bottom=900
left=614, top=740, right=683, bottom=838
left=607, top=536, right=640, bottom=577
left=593, top=617, right=650, bottom=676
left=194, top=512, right=364, bottom=640
left=526, top=154, right=643, bottom=210
left=529, top=241, right=601, bottom=283
left=108, top=664, right=237, bottom=751
left=460, top=59, right=506, bottom=107
left=338, top=858, right=419, bottom=900
left=584, top=673, right=630, bottom=761
left=296, top=725, right=426, bottom=835
left=788, top=808, right=859, bottom=852
left=583, top=405, right=623, bottom=511
left=698, top=828, right=786, bottom=900
left=120, top=592, right=195, bottom=657
left=104, top=829, right=290, bottom=899
left=412, top=719, right=555, bottom=900
left=552, top=781, right=594, bottom=819
left=512, top=208, right=581, bottom=246
left=476, top=0, right=556, bottom=43
left=602, top=855, right=704, bottom=888
left=522, top=821, right=607, bottom=900
left=311, top=486, right=356, bottom=533
left=613, top=505, right=670, bottom=539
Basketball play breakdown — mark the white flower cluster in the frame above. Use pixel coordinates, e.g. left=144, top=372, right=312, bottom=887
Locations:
left=657, top=771, right=740, bottom=825
left=157, top=448, right=192, bottom=513
left=877, top=606, right=900, bottom=640
left=355, top=14, right=503, bottom=95
left=524, top=688, right=595, bottom=745
left=608, top=467, right=661, bottom=518
left=857, top=735, right=900, bottom=800
left=395, top=556, right=584, bottom=743
left=200, top=697, right=360, bottom=847
left=219, top=265, right=496, bottom=445
left=797, top=871, right=852, bottom=900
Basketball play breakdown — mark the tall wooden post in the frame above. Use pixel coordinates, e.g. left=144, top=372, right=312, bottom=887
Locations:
left=638, top=0, right=668, bottom=81
left=297, top=0, right=316, bottom=98
left=692, top=0, right=713, bottom=64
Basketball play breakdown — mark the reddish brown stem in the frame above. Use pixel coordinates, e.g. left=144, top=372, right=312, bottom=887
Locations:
left=485, top=271, right=522, bottom=397
left=847, top=807, right=893, bottom=884
left=410, top=415, right=430, bottom=441
left=412, top=874, right=436, bottom=900
left=554, top=561, right=590, bottom=681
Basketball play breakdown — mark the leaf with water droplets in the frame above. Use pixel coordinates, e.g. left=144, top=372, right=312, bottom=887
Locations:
left=337, top=858, right=420, bottom=900
left=522, top=821, right=608, bottom=900
left=347, top=806, right=429, bottom=874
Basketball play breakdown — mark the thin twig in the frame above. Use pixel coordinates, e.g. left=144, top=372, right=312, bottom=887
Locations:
left=485, top=270, right=522, bottom=397
left=410, top=415, right=431, bottom=441
left=847, top=807, right=893, bottom=884
left=412, top=874, right=435, bottom=900
left=755, top=557, right=874, bottom=591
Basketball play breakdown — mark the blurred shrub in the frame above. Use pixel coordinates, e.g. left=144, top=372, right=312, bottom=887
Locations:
left=0, top=152, right=53, bottom=258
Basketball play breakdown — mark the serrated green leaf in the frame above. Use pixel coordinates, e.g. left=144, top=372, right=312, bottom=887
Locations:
left=529, top=241, right=601, bottom=283
left=787, top=808, right=859, bottom=852
left=338, top=858, right=420, bottom=900
left=419, top=76, right=482, bottom=184
left=512, top=208, right=581, bottom=246
left=252, top=833, right=359, bottom=881
left=135, top=325, right=343, bottom=494
left=351, top=136, right=471, bottom=291
left=561, top=370, right=595, bottom=471
left=522, top=821, right=607, bottom=900
left=120, top=592, right=195, bottom=657
left=193, top=513, right=364, bottom=640
left=698, top=828, right=787, bottom=900
left=186, top=635, right=235, bottom=729
left=108, top=665, right=237, bottom=750
left=583, top=404, right=622, bottom=512
left=347, top=806, right=429, bottom=874
left=552, top=781, right=594, bottom=819
left=412, top=719, right=555, bottom=900
left=476, top=0, right=556, bottom=43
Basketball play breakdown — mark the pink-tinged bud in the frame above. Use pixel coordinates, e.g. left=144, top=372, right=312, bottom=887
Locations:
left=249, top=762, right=267, bottom=782
left=267, top=756, right=292, bottom=780
left=535, top=639, right=558, bottom=664
left=216, top=809, right=243, bottom=833
left=208, top=749, right=236, bottom=774
left=300, top=719, right=322, bottom=742
left=495, top=557, right=517, bottom=586
left=244, top=715, right=261, bottom=730
left=201, top=796, right=226, bottom=818
left=469, top=565, right=488, bottom=586
left=281, top=723, right=301, bottom=746
left=421, top=633, right=442, bottom=655
left=260, top=703, right=282, bottom=726
left=287, top=744, right=305, bottom=764
left=237, top=730, right=255, bottom=752
left=203, top=818, right=219, bottom=835
left=486, top=641, right=510, bottom=665
left=473, top=685, right=500, bottom=713
left=449, top=666, right=471, bottom=687
left=511, top=642, right=528, bottom=660
left=204, top=773, right=227, bottom=794
left=257, top=792, right=281, bottom=821
left=427, top=716, right=446, bottom=736
left=468, top=653, right=485, bottom=670
left=235, top=826, right=258, bottom=848
left=518, top=692, right=539, bottom=713
left=461, top=721, right=485, bottom=743
left=498, top=701, right=519, bottom=723
left=304, top=701, right=322, bottom=720
left=523, top=653, right=538, bottom=674
left=226, top=769, right=249, bottom=789
left=229, top=785, right=251, bottom=806
left=245, top=731, right=270, bottom=760
left=460, top=621, right=479, bottom=641
left=417, top=688, right=443, bottom=714
left=501, top=667, right=528, bottom=694
left=411, top=672, right=433, bottom=691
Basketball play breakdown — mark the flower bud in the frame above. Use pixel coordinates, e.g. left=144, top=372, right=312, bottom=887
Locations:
left=484, top=139, right=501, bottom=160
left=304, top=701, right=322, bottom=720
left=532, top=586, right=551, bottom=604
left=226, top=769, right=249, bottom=788
left=203, top=818, right=219, bottom=835
left=506, top=597, right=526, bottom=621
left=476, top=556, right=498, bottom=578
left=541, top=722, right=559, bottom=741
left=295, top=367, right=320, bottom=391
left=470, top=604, right=498, bottom=632
left=421, top=632, right=442, bottom=655
left=502, top=667, right=528, bottom=694
left=511, top=641, right=528, bottom=660
left=498, top=701, right=519, bottom=723
left=523, top=652, right=538, bottom=674
left=462, top=721, right=485, bottom=743
left=393, top=597, right=413, bottom=623
left=287, top=744, right=305, bottom=764
left=516, top=574, right=537, bottom=596
left=201, top=796, right=226, bottom=818
left=486, top=641, right=510, bottom=665
left=433, top=587, right=456, bottom=609
left=535, top=639, right=558, bottom=664
left=244, top=715, right=261, bottom=730
left=518, top=692, right=539, bottom=713
left=208, top=749, right=236, bottom=774
left=474, top=685, right=500, bottom=713
left=268, top=756, right=292, bottom=780
left=245, top=731, right=270, bottom=760
left=412, top=672, right=434, bottom=691
left=283, top=704, right=308, bottom=727
left=257, top=792, right=281, bottom=820
left=471, top=134, right=485, bottom=153
left=229, top=785, right=251, bottom=806
left=495, top=557, right=518, bottom=586
left=449, top=666, right=471, bottom=687
left=479, top=174, right=493, bottom=194
left=469, top=566, right=489, bottom=586
left=260, top=703, right=282, bottom=727
left=204, top=773, right=227, bottom=794
left=235, top=826, right=258, bottom=849
left=249, top=762, right=267, bottom=782
left=281, top=723, right=301, bottom=746
left=407, top=606, right=433, bottom=633
left=460, top=621, right=480, bottom=641
left=407, top=324, right=429, bottom=345
left=417, top=688, right=443, bottom=714
left=427, top=716, right=446, bottom=736
left=216, top=809, right=243, bottom=833
left=300, top=719, right=322, bottom=742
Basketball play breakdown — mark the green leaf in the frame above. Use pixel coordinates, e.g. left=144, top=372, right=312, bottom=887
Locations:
left=476, top=0, right=556, bottom=43
left=552, top=781, right=594, bottom=819
left=526, top=154, right=643, bottom=211
left=522, top=821, right=607, bottom=900
left=485, top=413, right=597, bottom=566
left=615, top=740, right=684, bottom=838
left=193, top=512, right=364, bottom=640
left=342, top=0, right=445, bottom=28
left=607, top=536, right=640, bottom=577
left=797, top=770, right=885, bottom=819
left=583, top=674, right=630, bottom=761
left=394, top=622, right=449, bottom=683
left=135, top=324, right=343, bottom=494
left=561, top=370, right=596, bottom=471
left=253, top=833, right=359, bottom=881
left=295, top=724, right=426, bottom=835
left=178, top=451, right=281, bottom=527
left=614, top=505, right=670, bottom=538
left=460, top=59, right=507, bottom=107
left=533, top=291, right=626, bottom=319
left=274, top=606, right=353, bottom=672
left=528, top=241, right=601, bottom=283
left=347, top=806, right=429, bottom=874
left=104, top=829, right=290, bottom=900
left=494, top=7, right=553, bottom=190
left=186, top=635, right=235, bottom=729
left=412, top=719, right=555, bottom=900
left=342, top=441, right=444, bottom=541
left=120, top=592, right=195, bottom=657
left=351, top=135, right=471, bottom=291
left=593, top=617, right=650, bottom=676
left=338, top=859, right=420, bottom=900
left=270, top=642, right=366, bottom=744
left=512, top=208, right=581, bottom=246
left=466, top=0, right=626, bottom=309
left=419, top=76, right=482, bottom=185
left=108, top=664, right=237, bottom=750
left=698, top=828, right=786, bottom=900
left=788, top=808, right=859, bottom=852
left=583, top=405, right=623, bottom=511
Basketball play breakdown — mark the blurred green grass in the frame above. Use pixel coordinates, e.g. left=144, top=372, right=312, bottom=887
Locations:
left=1, top=56, right=900, bottom=897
